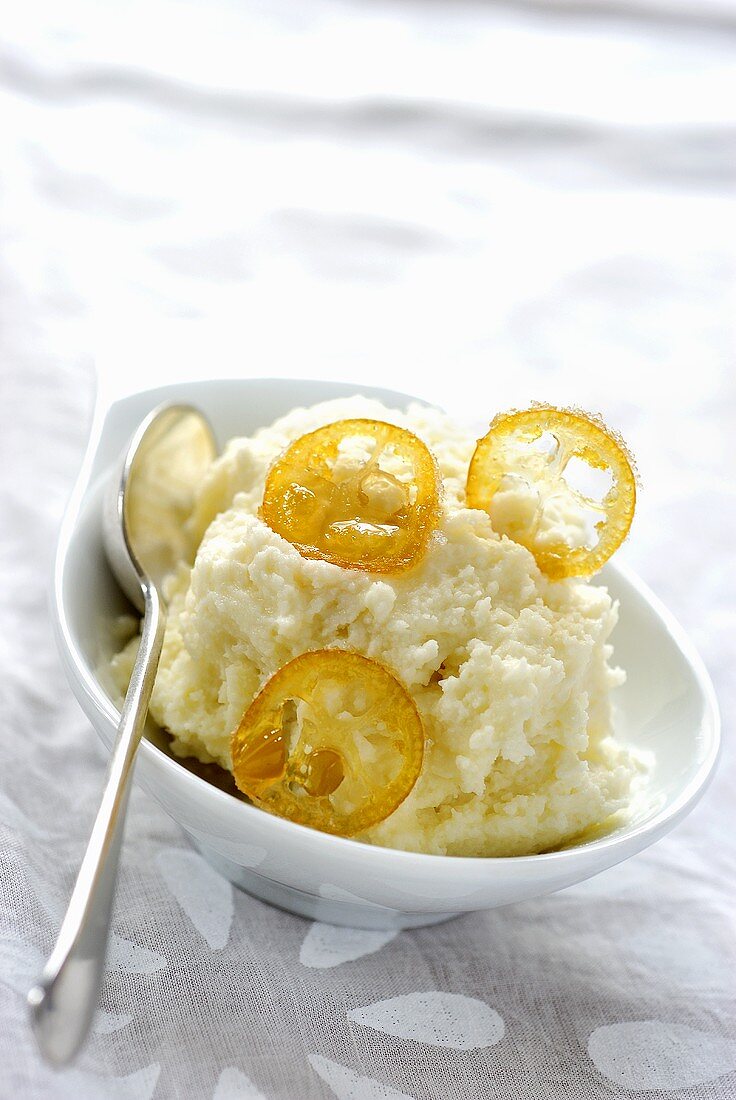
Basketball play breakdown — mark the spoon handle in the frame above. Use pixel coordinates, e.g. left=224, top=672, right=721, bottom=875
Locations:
left=28, top=585, right=165, bottom=1066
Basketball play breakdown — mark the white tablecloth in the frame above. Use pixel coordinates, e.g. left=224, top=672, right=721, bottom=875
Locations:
left=1, top=1, right=734, bottom=1097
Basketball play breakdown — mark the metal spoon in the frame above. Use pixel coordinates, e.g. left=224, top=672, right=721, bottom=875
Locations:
left=28, top=403, right=217, bottom=1066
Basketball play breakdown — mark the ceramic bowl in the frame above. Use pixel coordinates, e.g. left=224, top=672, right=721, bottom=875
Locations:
left=52, top=378, right=720, bottom=929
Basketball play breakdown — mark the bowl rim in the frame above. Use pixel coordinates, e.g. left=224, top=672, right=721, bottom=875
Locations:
left=53, top=376, right=721, bottom=873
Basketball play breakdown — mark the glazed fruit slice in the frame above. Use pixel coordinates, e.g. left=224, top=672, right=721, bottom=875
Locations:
left=466, top=405, right=636, bottom=579
left=261, top=419, right=441, bottom=573
left=231, top=650, right=425, bottom=836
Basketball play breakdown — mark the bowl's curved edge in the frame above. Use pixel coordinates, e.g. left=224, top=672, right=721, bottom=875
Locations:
left=599, top=558, right=721, bottom=819
left=52, top=378, right=722, bottom=885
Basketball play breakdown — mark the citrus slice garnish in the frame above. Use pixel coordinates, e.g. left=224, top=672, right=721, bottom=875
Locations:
left=466, top=405, right=636, bottom=579
left=231, top=650, right=425, bottom=836
left=261, top=419, right=440, bottom=573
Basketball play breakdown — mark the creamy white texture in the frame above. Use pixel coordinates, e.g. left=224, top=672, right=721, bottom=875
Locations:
left=109, top=396, right=638, bottom=857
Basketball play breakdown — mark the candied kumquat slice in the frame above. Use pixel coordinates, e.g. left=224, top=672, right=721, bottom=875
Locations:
left=466, top=405, right=636, bottom=579
left=261, top=419, right=440, bottom=573
left=231, top=650, right=425, bottom=836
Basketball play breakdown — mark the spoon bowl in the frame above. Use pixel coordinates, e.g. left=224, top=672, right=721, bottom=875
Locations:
left=104, top=404, right=217, bottom=610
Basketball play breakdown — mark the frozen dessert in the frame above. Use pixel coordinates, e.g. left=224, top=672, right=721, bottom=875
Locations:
left=109, top=396, right=641, bottom=856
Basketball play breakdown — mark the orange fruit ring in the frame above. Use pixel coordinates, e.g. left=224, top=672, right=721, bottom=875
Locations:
left=231, top=649, right=425, bottom=836
left=261, top=419, right=441, bottom=573
left=466, top=405, right=636, bottom=579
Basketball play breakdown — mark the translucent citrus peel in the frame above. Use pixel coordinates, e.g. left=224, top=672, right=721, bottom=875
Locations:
left=231, top=650, right=425, bottom=835
left=261, top=419, right=441, bottom=573
left=466, top=405, right=636, bottom=579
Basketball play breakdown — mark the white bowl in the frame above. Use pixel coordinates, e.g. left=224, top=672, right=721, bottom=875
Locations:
left=53, top=378, right=720, bottom=930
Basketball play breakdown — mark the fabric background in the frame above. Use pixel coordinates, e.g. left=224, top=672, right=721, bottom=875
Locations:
left=1, top=1, right=735, bottom=1097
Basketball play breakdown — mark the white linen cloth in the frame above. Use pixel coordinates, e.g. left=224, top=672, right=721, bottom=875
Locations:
left=1, top=1, right=735, bottom=1097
